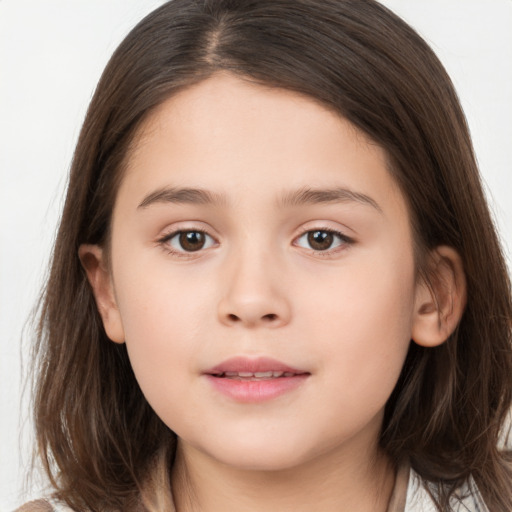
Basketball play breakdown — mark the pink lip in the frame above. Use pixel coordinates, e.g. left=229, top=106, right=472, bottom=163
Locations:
left=207, top=356, right=307, bottom=375
left=204, top=356, right=310, bottom=403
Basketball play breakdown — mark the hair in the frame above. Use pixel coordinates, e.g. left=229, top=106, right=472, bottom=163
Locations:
left=31, top=0, right=512, bottom=510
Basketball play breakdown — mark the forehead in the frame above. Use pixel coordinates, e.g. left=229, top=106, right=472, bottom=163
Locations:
left=117, top=72, right=405, bottom=217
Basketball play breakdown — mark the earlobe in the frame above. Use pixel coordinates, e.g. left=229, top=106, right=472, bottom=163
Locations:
left=78, top=244, right=125, bottom=344
left=411, top=246, right=467, bottom=348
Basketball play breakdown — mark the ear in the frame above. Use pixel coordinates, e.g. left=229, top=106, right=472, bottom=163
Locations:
left=78, top=244, right=125, bottom=344
left=412, top=246, right=467, bottom=348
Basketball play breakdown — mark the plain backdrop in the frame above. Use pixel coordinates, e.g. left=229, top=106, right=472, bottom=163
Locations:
left=1, top=1, right=511, bottom=509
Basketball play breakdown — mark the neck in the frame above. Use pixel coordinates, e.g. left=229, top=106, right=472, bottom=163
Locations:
left=170, top=435, right=395, bottom=512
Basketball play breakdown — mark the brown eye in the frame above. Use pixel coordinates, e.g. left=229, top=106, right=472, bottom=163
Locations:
left=307, top=230, right=334, bottom=251
left=179, top=231, right=206, bottom=251
left=295, top=229, right=351, bottom=252
left=164, top=230, right=215, bottom=253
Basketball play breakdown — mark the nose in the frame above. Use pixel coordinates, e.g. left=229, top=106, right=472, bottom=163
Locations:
left=217, top=249, right=292, bottom=329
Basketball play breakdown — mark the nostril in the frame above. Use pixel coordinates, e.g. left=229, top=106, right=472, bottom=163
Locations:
left=226, top=313, right=277, bottom=322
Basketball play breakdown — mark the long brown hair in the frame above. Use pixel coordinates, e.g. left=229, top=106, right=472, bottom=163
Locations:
left=32, top=1, right=512, bottom=510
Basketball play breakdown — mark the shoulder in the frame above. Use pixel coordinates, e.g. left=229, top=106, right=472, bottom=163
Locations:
left=14, top=500, right=75, bottom=512
left=405, top=469, right=488, bottom=512
left=14, top=501, right=53, bottom=512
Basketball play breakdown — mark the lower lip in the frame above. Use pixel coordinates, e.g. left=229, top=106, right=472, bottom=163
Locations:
left=205, top=374, right=309, bottom=403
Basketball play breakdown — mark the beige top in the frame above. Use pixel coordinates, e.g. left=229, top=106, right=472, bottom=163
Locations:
left=387, top=462, right=410, bottom=512
left=14, top=464, right=487, bottom=512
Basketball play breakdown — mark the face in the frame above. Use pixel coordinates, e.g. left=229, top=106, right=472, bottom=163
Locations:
left=93, top=73, right=423, bottom=471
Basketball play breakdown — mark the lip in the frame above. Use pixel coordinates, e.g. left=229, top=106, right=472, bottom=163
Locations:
left=204, top=356, right=310, bottom=403
left=206, top=356, right=307, bottom=375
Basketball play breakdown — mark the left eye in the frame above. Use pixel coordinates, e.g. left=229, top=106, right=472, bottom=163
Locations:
left=166, top=230, right=216, bottom=252
left=295, top=229, right=350, bottom=251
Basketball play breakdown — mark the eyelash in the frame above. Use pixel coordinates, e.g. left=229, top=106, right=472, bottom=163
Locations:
left=293, top=227, right=354, bottom=257
left=157, top=227, right=354, bottom=258
left=158, top=229, right=215, bottom=258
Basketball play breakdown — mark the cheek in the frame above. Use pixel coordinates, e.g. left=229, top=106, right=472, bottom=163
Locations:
left=295, top=250, right=416, bottom=405
left=114, top=251, right=212, bottom=337
left=112, top=263, right=212, bottom=402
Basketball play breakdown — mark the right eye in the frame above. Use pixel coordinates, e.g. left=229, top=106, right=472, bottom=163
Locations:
left=161, top=230, right=216, bottom=253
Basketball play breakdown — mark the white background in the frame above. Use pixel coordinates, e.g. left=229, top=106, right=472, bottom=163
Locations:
left=1, top=1, right=511, bottom=509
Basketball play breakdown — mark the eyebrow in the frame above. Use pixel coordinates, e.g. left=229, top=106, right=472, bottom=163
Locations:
left=138, top=187, right=228, bottom=208
left=137, top=185, right=382, bottom=213
left=278, top=186, right=382, bottom=212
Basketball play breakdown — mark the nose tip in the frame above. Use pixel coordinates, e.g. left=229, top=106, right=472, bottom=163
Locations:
left=217, top=276, right=291, bottom=328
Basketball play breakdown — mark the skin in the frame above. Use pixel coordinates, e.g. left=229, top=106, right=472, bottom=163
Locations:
left=81, top=73, right=466, bottom=512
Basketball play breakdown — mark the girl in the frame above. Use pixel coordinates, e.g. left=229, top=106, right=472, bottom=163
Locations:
left=18, top=0, right=512, bottom=511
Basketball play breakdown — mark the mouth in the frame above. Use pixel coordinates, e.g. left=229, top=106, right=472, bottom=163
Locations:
left=204, top=356, right=310, bottom=402
left=209, top=370, right=305, bottom=380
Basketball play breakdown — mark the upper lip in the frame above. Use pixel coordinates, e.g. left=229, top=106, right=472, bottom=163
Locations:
left=205, top=356, right=309, bottom=376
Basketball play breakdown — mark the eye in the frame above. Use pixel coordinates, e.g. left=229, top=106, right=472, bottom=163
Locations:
left=163, top=230, right=216, bottom=253
left=295, top=229, right=352, bottom=252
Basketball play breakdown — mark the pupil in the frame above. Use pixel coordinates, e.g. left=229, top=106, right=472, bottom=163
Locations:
left=308, top=230, right=333, bottom=251
left=180, top=231, right=205, bottom=251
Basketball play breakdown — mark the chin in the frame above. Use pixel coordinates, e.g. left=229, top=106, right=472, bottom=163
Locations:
left=201, top=436, right=315, bottom=472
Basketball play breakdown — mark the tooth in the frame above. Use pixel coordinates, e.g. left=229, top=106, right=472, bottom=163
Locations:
left=254, top=371, right=273, bottom=378
left=283, top=372, right=294, bottom=377
left=238, top=372, right=254, bottom=377
left=272, top=371, right=284, bottom=378
left=224, top=371, right=238, bottom=377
